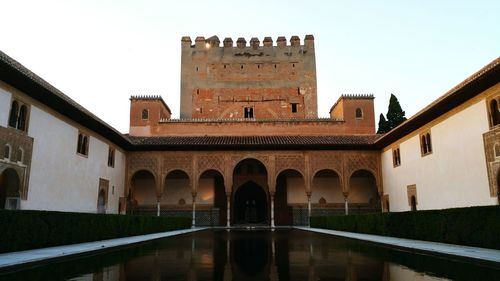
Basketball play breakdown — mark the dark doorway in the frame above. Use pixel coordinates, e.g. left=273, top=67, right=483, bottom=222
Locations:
left=0, top=168, right=20, bottom=209
left=411, top=196, right=417, bottom=211
left=233, top=181, right=268, bottom=225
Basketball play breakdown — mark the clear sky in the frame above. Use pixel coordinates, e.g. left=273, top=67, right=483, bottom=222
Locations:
left=1, top=0, right=499, bottom=133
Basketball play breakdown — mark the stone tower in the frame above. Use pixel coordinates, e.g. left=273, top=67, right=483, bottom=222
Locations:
left=180, top=35, right=318, bottom=119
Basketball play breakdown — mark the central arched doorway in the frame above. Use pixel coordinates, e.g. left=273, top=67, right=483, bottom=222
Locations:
left=232, top=158, right=269, bottom=225
left=233, top=181, right=268, bottom=224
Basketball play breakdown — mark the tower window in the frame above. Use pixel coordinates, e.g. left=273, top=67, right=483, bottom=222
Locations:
left=291, top=103, right=298, bottom=113
left=355, top=108, right=363, bottom=119
left=244, top=107, right=254, bottom=118
left=142, top=109, right=149, bottom=120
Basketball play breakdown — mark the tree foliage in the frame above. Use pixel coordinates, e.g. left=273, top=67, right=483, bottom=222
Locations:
left=377, top=94, right=407, bottom=134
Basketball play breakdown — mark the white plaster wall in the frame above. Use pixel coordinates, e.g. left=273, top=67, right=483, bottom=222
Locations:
left=0, top=86, right=12, bottom=127
left=21, top=105, right=126, bottom=213
left=381, top=100, right=497, bottom=212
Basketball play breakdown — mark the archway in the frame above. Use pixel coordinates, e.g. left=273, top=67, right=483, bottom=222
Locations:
left=275, top=169, right=306, bottom=225
left=232, top=158, right=268, bottom=225
left=199, top=169, right=226, bottom=226
left=348, top=170, right=380, bottom=213
left=0, top=168, right=20, bottom=209
left=162, top=170, right=191, bottom=217
left=129, top=170, right=156, bottom=214
left=312, top=169, right=343, bottom=215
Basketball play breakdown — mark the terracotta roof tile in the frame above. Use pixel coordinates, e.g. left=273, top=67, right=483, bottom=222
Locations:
left=127, top=135, right=381, bottom=149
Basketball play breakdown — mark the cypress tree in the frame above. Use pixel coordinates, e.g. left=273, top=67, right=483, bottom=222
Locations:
left=386, top=93, right=407, bottom=129
left=377, top=94, right=407, bottom=134
left=377, top=113, right=389, bottom=134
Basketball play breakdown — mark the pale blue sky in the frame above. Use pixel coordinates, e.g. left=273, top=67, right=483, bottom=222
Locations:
left=1, top=0, right=499, bottom=133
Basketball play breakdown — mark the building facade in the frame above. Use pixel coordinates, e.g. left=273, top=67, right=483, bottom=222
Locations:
left=0, top=36, right=498, bottom=226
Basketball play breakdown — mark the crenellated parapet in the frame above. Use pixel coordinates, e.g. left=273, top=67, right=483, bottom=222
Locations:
left=339, top=94, right=375, bottom=100
left=181, top=35, right=314, bottom=50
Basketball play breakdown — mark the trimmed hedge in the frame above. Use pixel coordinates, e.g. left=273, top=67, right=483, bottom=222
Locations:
left=310, top=205, right=500, bottom=250
left=0, top=210, right=191, bottom=253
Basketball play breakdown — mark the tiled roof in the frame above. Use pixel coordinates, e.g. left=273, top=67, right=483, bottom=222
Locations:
left=127, top=135, right=381, bottom=150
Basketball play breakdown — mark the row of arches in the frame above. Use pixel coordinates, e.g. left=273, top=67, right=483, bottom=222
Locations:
left=128, top=158, right=380, bottom=226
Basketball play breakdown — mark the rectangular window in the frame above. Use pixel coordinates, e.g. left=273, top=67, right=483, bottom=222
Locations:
left=77, top=132, right=89, bottom=156
left=291, top=103, right=298, bottom=113
left=420, top=131, right=433, bottom=156
left=107, top=147, right=115, bottom=167
left=392, top=147, right=401, bottom=167
left=244, top=107, right=254, bottom=118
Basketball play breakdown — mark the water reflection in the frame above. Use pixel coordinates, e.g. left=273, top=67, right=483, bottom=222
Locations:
left=1, top=229, right=499, bottom=281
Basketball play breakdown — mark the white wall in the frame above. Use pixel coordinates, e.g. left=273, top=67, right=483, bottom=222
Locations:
left=0, top=84, right=126, bottom=213
left=0, top=86, right=12, bottom=127
left=382, top=99, right=497, bottom=212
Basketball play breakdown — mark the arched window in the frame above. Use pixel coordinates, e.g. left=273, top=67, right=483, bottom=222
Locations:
left=77, top=133, right=89, bottom=156
left=421, top=132, right=432, bottom=156
left=8, top=101, right=19, bottom=128
left=426, top=133, right=432, bottom=153
left=17, top=105, right=27, bottom=131
left=4, top=145, right=11, bottom=160
left=421, top=135, right=428, bottom=154
left=142, top=109, right=149, bottom=120
left=491, top=99, right=499, bottom=127
left=355, top=108, right=363, bottom=119
left=17, top=148, right=23, bottom=163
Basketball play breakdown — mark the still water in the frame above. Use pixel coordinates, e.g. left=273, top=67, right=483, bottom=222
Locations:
left=1, top=229, right=499, bottom=281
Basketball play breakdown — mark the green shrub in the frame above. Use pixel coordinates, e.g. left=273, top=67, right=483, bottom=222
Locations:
left=0, top=210, right=191, bottom=253
left=310, top=205, right=500, bottom=249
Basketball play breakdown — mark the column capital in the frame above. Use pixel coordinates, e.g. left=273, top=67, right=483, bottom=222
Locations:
left=191, top=191, right=197, bottom=198
left=342, top=191, right=349, bottom=198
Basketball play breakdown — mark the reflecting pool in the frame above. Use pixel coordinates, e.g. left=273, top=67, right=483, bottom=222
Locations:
left=1, top=229, right=499, bottom=280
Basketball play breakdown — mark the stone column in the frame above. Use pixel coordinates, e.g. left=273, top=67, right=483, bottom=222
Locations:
left=156, top=196, right=161, bottom=217
left=192, top=192, right=197, bottom=228
left=307, top=192, right=312, bottom=227
left=343, top=192, right=349, bottom=215
left=270, top=192, right=275, bottom=228
left=226, top=192, right=231, bottom=227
